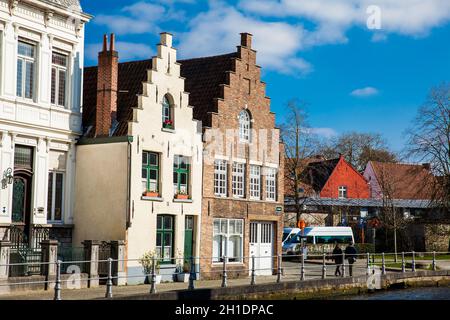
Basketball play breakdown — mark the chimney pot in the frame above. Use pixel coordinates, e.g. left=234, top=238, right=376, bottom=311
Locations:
left=102, top=34, right=108, bottom=52
left=110, top=33, right=116, bottom=52
left=240, top=32, right=253, bottom=48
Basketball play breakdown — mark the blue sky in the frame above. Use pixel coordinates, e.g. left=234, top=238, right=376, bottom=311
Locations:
left=80, top=0, right=450, bottom=153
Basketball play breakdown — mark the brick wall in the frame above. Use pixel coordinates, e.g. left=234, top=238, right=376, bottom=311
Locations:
left=320, top=157, right=370, bottom=199
left=199, top=34, right=284, bottom=279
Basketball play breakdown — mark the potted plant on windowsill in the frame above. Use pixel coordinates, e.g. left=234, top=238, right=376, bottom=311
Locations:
left=163, top=120, right=174, bottom=130
left=175, top=191, right=189, bottom=200
left=139, top=250, right=161, bottom=284
left=143, top=190, right=159, bottom=198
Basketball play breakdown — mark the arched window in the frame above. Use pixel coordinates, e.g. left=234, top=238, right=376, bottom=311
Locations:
left=162, top=95, right=174, bottom=129
left=238, top=110, right=251, bottom=142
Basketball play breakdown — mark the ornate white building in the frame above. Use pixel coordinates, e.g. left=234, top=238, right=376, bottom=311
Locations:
left=0, top=0, right=90, bottom=249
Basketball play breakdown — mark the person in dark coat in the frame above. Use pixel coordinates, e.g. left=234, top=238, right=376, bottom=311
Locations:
left=332, top=244, right=343, bottom=276
left=345, top=243, right=358, bottom=276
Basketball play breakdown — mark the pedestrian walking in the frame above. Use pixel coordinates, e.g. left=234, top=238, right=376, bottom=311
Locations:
left=345, top=242, right=358, bottom=277
left=332, top=243, right=343, bottom=276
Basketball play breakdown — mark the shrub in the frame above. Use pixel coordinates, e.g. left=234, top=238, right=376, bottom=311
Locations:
left=355, top=243, right=375, bottom=254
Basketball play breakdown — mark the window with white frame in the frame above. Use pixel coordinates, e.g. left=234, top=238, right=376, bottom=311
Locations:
left=47, top=151, right=66, bottom=222
left=212, top=218, right=243, bottom=263
left=265, top=167, right=277, bottom=201
left=338, top=186, right=348, bottom=199
left=238, top=110, right=251, bottom=142
left=232, top=162, right=245, bottom=198
left=51, top=52, right=68, bottom=108
left=214, top=160, right=227, bottom=197
left=17, top=41, right=35, bottom=99
left=250, top=165, right=261, bottom=200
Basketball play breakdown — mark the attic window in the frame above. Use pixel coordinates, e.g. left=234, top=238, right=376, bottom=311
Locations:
left=162, top=94, right=174, bottom=129
left=338, top=186, right=348, bottom=199
left=238, top=110, right=251, bottom=142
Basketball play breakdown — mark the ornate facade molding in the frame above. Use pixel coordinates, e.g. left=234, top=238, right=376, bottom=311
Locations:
left=8, top=0, right=19, bottom=16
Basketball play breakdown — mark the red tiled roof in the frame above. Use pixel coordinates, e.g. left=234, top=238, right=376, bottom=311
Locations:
left=179, top=53, right=237, bottom=127
left=370, top=161, right=435, bottom=200
left=82, top=59, right=153, bottom=137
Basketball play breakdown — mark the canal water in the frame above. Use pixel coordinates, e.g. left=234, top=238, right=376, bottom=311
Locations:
left=339, top=286, right=450, bottom=300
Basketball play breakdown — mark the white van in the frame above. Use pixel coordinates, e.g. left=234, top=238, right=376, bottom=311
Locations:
left=282, top=227, right=301, bottom=245
left=283, top=227, right=355, bottom=255
left=302, top=226, right=355, bottom=245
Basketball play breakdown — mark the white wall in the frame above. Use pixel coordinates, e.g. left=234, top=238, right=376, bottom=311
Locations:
left=126, top=33, right=203, bottom=275
left=0, top=0, right=89, bottom=228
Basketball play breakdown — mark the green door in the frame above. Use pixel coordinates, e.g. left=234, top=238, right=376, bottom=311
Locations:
left=184, top=216, right=194, bottom=264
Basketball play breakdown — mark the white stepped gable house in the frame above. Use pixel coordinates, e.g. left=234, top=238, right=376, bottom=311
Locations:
left=0, top=0, right=90, bottom=248
left=74, top=33, right=203, bottom=284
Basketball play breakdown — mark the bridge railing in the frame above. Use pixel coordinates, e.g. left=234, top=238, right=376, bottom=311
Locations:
left=0, top=251, right=448, bottom=300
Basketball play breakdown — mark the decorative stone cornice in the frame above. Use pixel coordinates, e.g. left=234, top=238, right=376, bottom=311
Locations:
left=8, top=0, right=19, bottom=16
left=44, top=10, right=54, bottom=27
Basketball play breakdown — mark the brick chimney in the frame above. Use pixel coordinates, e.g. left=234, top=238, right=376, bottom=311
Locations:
left=240, top=32, right=253, bottom=48
left=95, top=34, right=118, bottom=137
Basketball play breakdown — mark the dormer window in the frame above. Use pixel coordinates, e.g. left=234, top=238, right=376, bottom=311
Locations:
left=162, top=94, right=174, bottom=130
left=238, top=110, right=251, bottom=142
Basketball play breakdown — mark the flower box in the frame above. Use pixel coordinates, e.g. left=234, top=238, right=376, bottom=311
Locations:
left=175, top=194, right=189, bottom=200
left=144, top=191, right=159, bottom=198
left=163, top=121, right=174, bottom=129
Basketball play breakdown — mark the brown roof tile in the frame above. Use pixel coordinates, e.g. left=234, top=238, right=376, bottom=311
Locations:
left=370, top=161, right=435, bottom=200
left=179, top=53, right=237, bottom=127
left=82, top=59, right=153, bottom=137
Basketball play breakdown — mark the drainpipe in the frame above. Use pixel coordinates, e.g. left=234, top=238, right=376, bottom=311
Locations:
left=126, top=136, right=133, bottom=229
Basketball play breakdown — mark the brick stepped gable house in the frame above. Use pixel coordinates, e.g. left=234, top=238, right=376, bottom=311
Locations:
left=180, top=33, right=285, bottom=279
left=0, top=0, right=90, bottom=254
left=74, top=33, right=203, bottom=284
left=364, top=161, right=450, bottom=251
left=284, top=155, right=370, bottom=228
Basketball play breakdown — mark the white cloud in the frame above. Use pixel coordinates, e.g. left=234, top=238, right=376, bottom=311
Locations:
left=306, top=127, right=338, bottom=138
left=94, top=1, right=176, bottom=35
left=350, top=86, right=379, bottom=97
left=89, top=0, right=450, bottom=76
left=86, top=42, right=154, bottom=62
left=239, top=0, right=450, bottom=45
left=177, top=2, right=310, bottom=76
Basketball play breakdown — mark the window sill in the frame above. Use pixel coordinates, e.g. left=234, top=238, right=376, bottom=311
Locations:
left=173, top=198, right=193, bottom=203
left=141, top=196, right=164, bottom=202
left=161, top=128, right=176, bottom=133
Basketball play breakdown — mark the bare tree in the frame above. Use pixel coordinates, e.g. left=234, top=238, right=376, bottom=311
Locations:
left=280, top=99, right=321, bottom=226
left=406, top=83, right=450, bottom=214
left=376, top=165, right=414, bottom=256
left=318, top=132, right=398, bottom=172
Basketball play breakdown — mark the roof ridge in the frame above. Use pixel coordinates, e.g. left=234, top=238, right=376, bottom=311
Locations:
left=179, top=52, right=237, bottom=63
